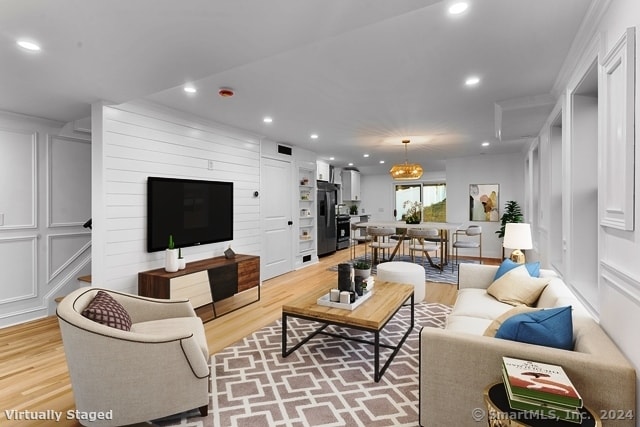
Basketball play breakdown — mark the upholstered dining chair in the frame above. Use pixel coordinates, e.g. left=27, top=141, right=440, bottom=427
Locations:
left=56, top=287, right=211, bottom=426
left=350, top=222, right=371, bottom=259
left=451, top=225, right=482, bottom=271
left=367, top=226, right=397, bottom=264
left=407, top=228, right=440, bottom=268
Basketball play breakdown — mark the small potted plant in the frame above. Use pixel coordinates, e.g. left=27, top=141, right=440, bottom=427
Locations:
left=403, top=200, right=423, bottom=224
left=353, top=260, right=371, bottom=280
left=165, top=234, right=179, bottom=272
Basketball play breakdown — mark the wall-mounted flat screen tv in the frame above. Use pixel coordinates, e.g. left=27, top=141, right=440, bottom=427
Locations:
left=147, top=177, right=233, bottom=252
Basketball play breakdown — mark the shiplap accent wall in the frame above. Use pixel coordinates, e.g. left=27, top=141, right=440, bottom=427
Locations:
left=93, top=101, right=262, bottom=293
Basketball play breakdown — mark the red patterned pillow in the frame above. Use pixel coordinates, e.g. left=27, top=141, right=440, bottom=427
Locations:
left=81, top=291, right=132, bottom=331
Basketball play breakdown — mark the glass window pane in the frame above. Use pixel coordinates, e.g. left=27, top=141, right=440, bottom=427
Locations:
left=395, top=184, right=421, bottom=220
left=422, top=184, right=446, bottom=222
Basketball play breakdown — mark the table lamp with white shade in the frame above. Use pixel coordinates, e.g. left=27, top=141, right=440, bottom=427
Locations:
left=502, top=223, right=532, bottom=263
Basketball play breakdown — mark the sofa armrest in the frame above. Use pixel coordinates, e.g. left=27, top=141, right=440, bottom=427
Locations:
left=419, top=327, right=636, bottom=427
left=458, top=263, right=499, bottom=290
left=106, top=289, right=198, bottom=323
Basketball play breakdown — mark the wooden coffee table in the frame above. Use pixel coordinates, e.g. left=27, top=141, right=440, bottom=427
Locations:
left=281, top=281, right=414, bottom=382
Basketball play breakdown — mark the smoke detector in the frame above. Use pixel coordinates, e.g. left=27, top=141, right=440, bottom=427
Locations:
left=218, top=87, right=235, bottom=97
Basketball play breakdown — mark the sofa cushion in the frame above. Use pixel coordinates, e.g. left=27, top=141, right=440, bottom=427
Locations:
left=445, top=315, right=494, bottom=335
left=483, top=305, right=541, bottom=337
left=81, top=290, right=132, bottom=331
left=494, top=259, right=540, bottom=280
left=131, top=317, right=209, bottom=359
left=487, top=265, right=550, bottom=306
left=451, top=288, right=515, bottom=320
left=495, top=306, right=574, bottom=350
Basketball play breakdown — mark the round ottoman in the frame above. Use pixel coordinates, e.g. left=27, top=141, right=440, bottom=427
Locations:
left=376, top=261, right=426, bottom=303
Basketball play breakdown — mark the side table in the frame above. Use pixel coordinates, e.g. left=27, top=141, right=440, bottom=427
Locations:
left=483, top=383, right=601, bottom=427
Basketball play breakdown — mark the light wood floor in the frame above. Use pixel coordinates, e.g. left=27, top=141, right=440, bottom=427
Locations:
left=0, top=246, right=465, bottom=426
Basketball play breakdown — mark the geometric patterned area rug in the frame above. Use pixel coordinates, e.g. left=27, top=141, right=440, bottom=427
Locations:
left=153, top=302, right=451, bottom=427
left=329, top=255, right=479, bottom=285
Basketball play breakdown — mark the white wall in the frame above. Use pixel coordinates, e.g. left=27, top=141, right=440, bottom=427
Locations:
left=530, top=0, right=640, bottom=421
left=0, top=111, right=91, bottom=327
left=359, top=171, right=447, bottom=221
left=591, top=0, right=640, bottom=418
left=91, top=100, right=262, bottom=293
left=446, top=152, right=526, bottom=259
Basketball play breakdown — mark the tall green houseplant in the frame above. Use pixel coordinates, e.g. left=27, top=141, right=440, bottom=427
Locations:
left=496, top=200, right=523, bottom=239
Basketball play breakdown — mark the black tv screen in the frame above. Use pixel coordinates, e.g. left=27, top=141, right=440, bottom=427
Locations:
left=147, top=177, right=233, bottom=252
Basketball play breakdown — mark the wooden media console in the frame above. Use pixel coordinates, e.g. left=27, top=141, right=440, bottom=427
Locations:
left=138, top=254, right=260, bottom=322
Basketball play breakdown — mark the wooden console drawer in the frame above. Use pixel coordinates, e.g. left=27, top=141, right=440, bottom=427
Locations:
left=238, top=258, right=260, bottom=292
left=171, top=271, right=212, bottom=308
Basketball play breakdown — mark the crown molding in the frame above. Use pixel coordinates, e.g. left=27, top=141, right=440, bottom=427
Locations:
left=552, top=0, right=612, bottom=96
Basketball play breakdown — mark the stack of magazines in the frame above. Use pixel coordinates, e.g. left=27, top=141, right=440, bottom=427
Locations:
left=501, top=356, right=583, bottom=424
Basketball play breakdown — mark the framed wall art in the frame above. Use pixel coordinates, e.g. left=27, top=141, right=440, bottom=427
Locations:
left=469, top=184, right=499, bottom=222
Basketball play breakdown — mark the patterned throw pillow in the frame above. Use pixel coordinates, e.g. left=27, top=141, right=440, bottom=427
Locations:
left=81, top=291, right=132, bottom=331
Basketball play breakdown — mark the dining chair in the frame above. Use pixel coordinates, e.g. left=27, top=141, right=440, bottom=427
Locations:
left=350, top=222, right=371, bottom=259
left=451, top=225, right=482, bottom=271
left=407, top=228, right=440, bottom=268
left=367, top=226, right=396, bottom=264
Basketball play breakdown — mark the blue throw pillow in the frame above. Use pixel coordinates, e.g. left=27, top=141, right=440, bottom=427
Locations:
left=495, top=306, right=573, bottom=350
left=494, top=259, right=540, bottom=280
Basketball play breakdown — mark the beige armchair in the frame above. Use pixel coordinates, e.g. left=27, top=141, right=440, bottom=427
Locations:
left=56, top=287, right=210, bottom=426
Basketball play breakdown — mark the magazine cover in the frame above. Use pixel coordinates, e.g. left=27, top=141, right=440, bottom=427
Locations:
left=502, top=356, right=582, bottom=408
left=501, top=368, right=583, bottom=423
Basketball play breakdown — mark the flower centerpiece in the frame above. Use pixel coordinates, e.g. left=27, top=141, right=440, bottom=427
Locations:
left=403, top=200, right=423, bottom=224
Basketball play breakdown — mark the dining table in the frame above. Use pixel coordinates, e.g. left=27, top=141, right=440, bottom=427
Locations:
left=358, top=221, right=463, bottom=270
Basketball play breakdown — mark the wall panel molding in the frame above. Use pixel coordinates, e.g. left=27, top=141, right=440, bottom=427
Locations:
left=0, top=128, right=37, bottom=230
left=47, top=135, right=92, bottom=227
left=47, top=233, right=91, bottom=282
left=601, top=260, right=640, bottom=308
left=0, top=236, right=37, bottom=304
left=600, top=27, right=635, bottom=231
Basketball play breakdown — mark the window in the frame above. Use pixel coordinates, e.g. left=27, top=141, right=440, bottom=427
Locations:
left=394, top=183, right=446, bottom=222
left=423, top=183, right=447, bottom=222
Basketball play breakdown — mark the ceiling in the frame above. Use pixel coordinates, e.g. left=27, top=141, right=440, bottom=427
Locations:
left=1, top=0, right=593, bottom=174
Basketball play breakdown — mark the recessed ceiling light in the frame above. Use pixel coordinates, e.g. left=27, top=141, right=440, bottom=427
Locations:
left=263, top=117, right=273, bottom=123
left=482, top=141, right=490, bottom=147
left=183, top=86, right=197, bottom=94
left=379, top=160, right=385, bottom=164
left=348, top=162, right=354, bottom=166
left=465, top=76, right=480, bottom=86
left=448, top=2, right=468, bottom=15
left=17, top=40, right=41, bottom=51
left=363, top=154, right=370, bottom=158
left=329, top=157, right=335, bottom=161
left=310, top=134, right=319, bottom=139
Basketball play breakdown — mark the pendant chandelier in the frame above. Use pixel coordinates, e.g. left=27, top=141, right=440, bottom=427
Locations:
left=389, top=139, right=424, bottom=180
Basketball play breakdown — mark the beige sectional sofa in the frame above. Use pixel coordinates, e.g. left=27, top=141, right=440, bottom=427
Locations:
left=419, top=263, right=636, bottom=427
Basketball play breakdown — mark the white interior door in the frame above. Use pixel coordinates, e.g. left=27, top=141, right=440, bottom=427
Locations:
left=261, top=157, right=293, bottom=280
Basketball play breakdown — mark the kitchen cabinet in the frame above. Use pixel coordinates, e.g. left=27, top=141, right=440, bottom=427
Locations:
left=341, top=170, right=361, bottom=201
left=316, top=160, right=331, bottom=181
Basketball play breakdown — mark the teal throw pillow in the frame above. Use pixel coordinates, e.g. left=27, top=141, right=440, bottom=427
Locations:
left=495, top=306, right=573, bottom=350
left=494, top=259, right=540, bottom=280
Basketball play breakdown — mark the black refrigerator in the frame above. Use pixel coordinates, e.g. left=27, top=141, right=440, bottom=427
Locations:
left=317, top=181, right=338, bottom=256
